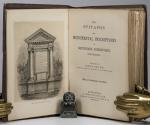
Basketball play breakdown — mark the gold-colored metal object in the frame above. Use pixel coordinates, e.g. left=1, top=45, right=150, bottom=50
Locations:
left=135, top=84, right=150, bottom=95
left=115, top=84, right=150, bottom=121
left=0, top=99, right=13, bottom=118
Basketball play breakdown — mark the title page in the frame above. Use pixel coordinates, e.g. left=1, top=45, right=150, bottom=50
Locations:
left=69, top=9, right=129, bottom=121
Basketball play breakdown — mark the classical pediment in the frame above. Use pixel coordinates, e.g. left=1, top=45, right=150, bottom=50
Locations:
left=25, top=28, right=56, bottom=44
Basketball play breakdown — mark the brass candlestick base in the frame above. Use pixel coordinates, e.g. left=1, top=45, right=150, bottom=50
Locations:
left=115, top=84, right=150, bottom=121
left=0, top=99, right=13, bottom=118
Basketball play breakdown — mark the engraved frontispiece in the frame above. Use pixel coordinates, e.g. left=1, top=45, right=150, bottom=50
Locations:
left=17, top=28, right=63, bottom=100
left=6, top=9, right=68, bottom=120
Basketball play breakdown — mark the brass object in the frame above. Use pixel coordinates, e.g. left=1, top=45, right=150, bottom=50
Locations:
left=135, top=84, right=150, bottom=96
left=0, top=99, right=13, bottom=118
left=115, top=84, right=150, bottom=121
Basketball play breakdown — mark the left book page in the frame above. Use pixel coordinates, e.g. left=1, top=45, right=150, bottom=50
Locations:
left=5, top=9, right=69, bottom=120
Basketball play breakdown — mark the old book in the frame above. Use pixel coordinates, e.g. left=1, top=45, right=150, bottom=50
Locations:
left=2, top=4, right=147, bottom=121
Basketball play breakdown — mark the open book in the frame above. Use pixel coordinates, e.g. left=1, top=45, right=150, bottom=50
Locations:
left=3, top=4, right=147, bottom=121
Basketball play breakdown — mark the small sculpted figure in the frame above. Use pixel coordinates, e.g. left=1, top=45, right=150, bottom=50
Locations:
left=60, top=92, right=77, bottom=118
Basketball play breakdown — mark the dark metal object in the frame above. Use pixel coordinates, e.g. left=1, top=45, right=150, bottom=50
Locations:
left=60, top=92, right=77, bottom=118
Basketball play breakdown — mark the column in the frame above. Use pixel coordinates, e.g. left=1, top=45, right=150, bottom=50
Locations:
left=50, top=46, right=54, bottom=80
left=32, top=51, right=36, bottom=94
left=27, top=51, right=30, bottom=94
left=47, top=49, right=50, bottom=92
left=29, top=50, right=34, bottom=82
left=33, top=51, right=36, bottom=81
left=47, top=49, right=50, bottom=79
left=27, top=48, right=34, bottom=95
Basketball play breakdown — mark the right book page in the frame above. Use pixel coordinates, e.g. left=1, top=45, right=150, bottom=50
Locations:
left=69, top=8, right=130, bottom=121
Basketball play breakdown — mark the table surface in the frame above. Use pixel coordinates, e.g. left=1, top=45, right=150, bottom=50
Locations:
left=0, top=116, right=149, bottom=125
